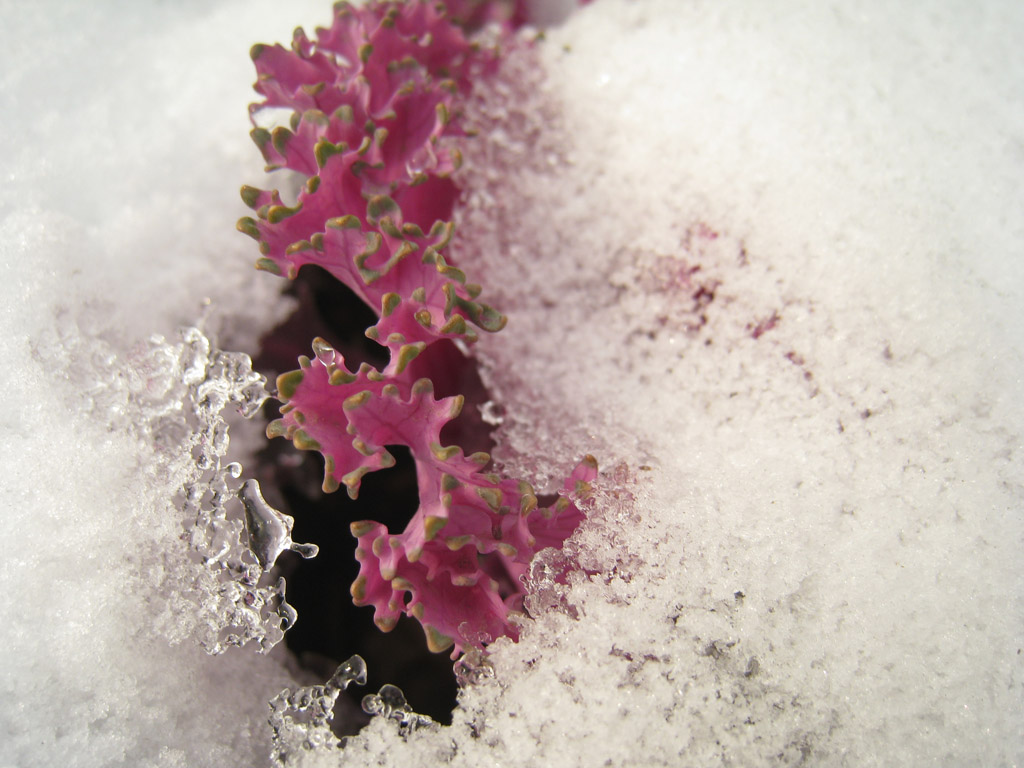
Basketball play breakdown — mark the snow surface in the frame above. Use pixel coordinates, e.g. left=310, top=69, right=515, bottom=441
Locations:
left=0, top=2, right=324, bottom=766
left=1, top=0, right=1022, bottom=766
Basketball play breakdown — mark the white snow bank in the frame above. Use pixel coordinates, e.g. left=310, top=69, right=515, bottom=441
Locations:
left=1, top=0, right=1021, bottom=766
left=0, top=3, right=325, bottom=766
left=438, top=1, right=1023, bottom=765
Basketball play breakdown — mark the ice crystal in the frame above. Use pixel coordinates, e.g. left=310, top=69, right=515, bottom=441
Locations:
left=269, top=655, right=368, bottom=763
left=144, top=327, right=318, bottom=654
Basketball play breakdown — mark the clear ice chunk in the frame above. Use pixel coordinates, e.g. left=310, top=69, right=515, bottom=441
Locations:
left=135, top=327, right=316, bottom=655
left=267, top=656, right=436, bottom=764
left=239, top=478, right=318, bottom=569
left=268, top=655, right=368, bottom=764
left=479, top=399, right=505, bottom=426
left=361, top=684, right=436, bottom=736
left=311, top=336, right=336, bottom=365
left=454, top=647, right=495, bottom=686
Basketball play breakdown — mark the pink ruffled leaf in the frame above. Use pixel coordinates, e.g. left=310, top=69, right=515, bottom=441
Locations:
left=265, top=340, right=404, bottom=497
left=349, top=454, right=598, bottom=656
left=238, top=160, right=504, bottom=349
left=248, top=0, right=596, bottom=658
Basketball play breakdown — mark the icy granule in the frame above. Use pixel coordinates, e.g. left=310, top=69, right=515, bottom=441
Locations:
left=268, top=655, right=438, bottom=766
left=360, top=684, right=438, bottom=738
left=269, top=655, right=368, bottom=762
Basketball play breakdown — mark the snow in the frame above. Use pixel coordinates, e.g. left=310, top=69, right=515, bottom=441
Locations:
left=1, top=0, right=1021, bottom=766
left=0, top=2, right=324, bottom=766
left=445, top=2, right=1024, bottom=763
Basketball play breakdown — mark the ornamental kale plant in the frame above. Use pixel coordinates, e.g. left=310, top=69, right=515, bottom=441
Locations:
left=239, top=0, right=595, bottom=658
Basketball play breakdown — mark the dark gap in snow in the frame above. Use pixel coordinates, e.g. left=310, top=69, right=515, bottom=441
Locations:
left=253, top=265, right=388, bottom=377
left=273, top=445, right=459, bottom=726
